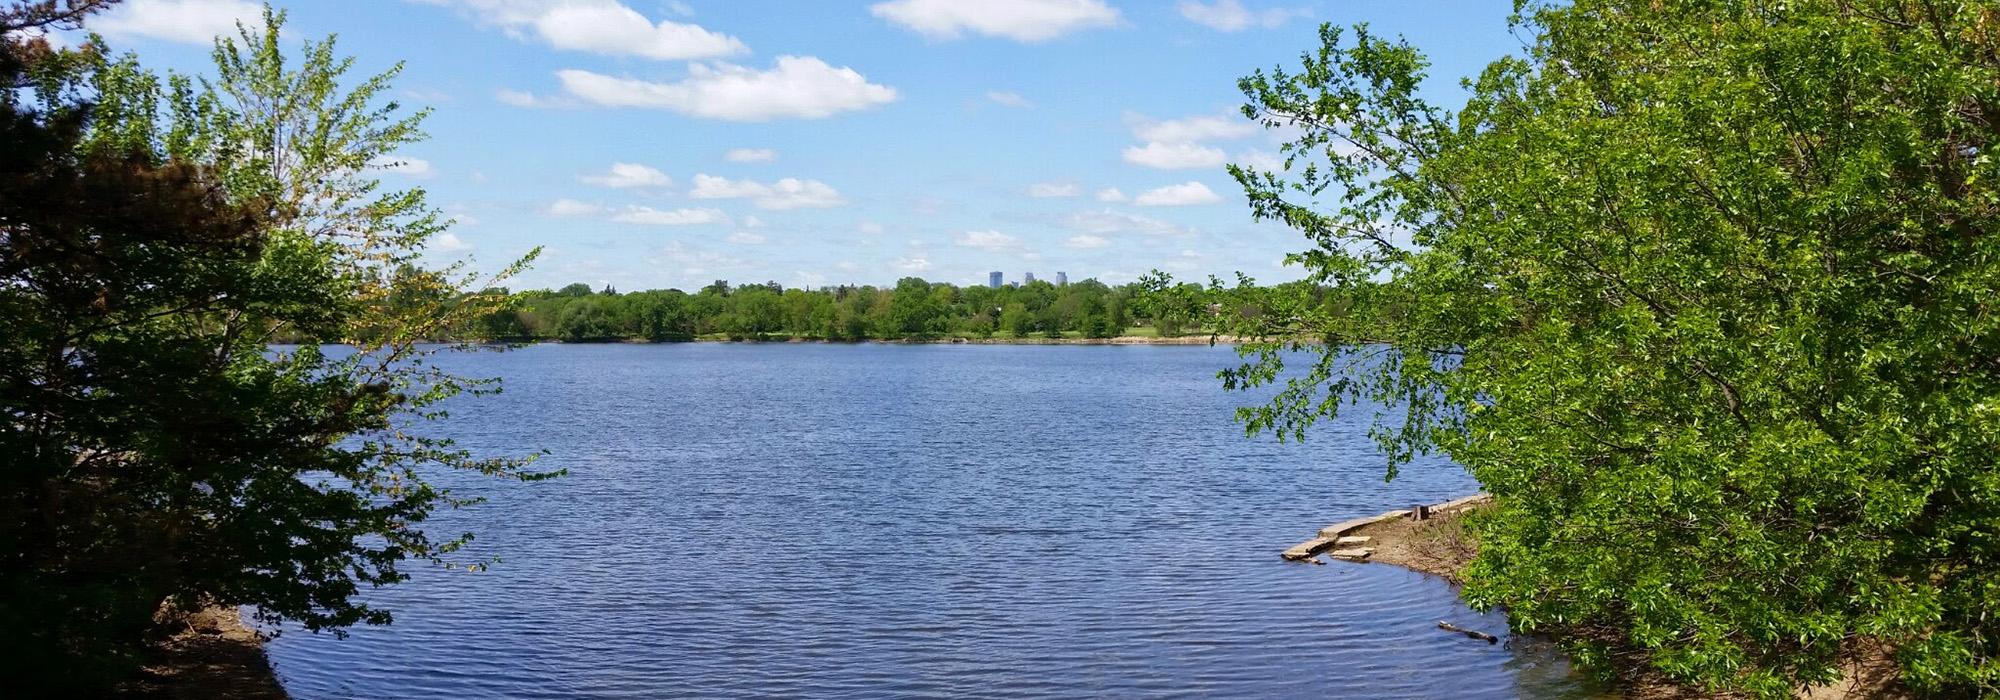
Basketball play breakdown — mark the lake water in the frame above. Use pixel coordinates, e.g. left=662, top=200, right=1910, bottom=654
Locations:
left=263, top=343, right=1593, bottom=698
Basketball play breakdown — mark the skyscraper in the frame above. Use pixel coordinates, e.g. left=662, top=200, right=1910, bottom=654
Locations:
left=1024, top=271, right=1036, bottom=284
left=1055, top=271, right=1068, bottom=287
left=988, top=271, right=1003, bottom=288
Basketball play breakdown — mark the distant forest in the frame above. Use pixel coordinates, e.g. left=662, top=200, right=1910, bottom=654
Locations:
left=452, top=273, right=1286, bottom=342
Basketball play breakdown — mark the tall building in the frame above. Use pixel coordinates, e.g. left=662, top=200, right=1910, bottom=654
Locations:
left=1024, top=271, right=1036, bottom=284
left=1055, top=271, right=1068, bottom=287
left=988, top=271, right=1003, bottom=288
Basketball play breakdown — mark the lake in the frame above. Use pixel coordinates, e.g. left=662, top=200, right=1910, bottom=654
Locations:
left=263, top=343, right=1592, bottom=698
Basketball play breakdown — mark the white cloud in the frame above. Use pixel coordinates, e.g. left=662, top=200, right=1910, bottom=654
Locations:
left=726, top=231, right=768, bottom=244
left=370, top=156, right=437, bottom=178
left=1129, top=111, right=1258, bottom=143
left=1122, top=141, right=1227, bottom=169
left=425, top=0, right=745, bottom=60
left=689, top=174, right=845, bottom=209
left=742, top=215, right=766, bottom=228
left=613, top=206, right=731, bottom=226
left=1063, top=234, right=1111, bottom=249
left=579, top=162, right=673, bottom=188
left=956, top=230, right=1026, bottom=252
left=553, top=57, right=897, bottom=121
left=94, top=0, right=261, bottom=45
left=1234, top=149, right=1284, bottom=171
left=546, top=198, right=604, bottom=217
left=724, top=148, right=778, bottom=163
left=1026, top=182, right=1080, bottom=198
left=870, top=0, right=1119, bottom=42
left=496, top=88, right=554, bottom=108
left=1177, top=0, right=1303, bottom=32
left=1134, top=181, right=1222, bottom=206
left=431, top=232, right=473, bottom=252
left=894, top=257, right=933, bottom=272
left=1061, top=209, right=1196, bottom=237
left=986, top=90, right=1031, bottom=108
left=1095, top=187, right=1127, bottom=202
left=402, top=86, right=454, bottom=103
left=858, top=222, right=885, bottom=235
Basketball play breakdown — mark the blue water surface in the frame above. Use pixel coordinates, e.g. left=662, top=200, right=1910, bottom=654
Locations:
left=264, top=343, right=1591, bottom=699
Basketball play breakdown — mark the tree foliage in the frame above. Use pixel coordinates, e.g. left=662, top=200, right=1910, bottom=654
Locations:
left=465, top=276, right=1176, bottom=342
left=0, top=4, right=552, bottom=689
left=1221, top=2, right=2000, bottom=695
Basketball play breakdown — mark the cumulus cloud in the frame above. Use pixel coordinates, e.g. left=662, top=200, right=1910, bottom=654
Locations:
left=1177, top=0, right=1304, bottom=32
left=689, top=174, right=846, bottom=209
left=431, top=232, right=473, bottom=252
left=1061, top=208, right=1197, bottom=238
left=1233, top=149, right=1285, bottom=171
left=1095, top=187, right=1127, bottom=202
left=93, top=0, right=260, bottom=44
left=894, top=256, right=933, bottom=272
left=956, top=230, right=1027, bottom=252
left=1134, top=181, right=1222, bottom=206
left=986, top=91, right=1031, bottom=108
left=495, top=88, right=556, bottom=108
left=724, top=148, right=778, bottom=163
left=1063, top=234, right=1111, bottom=249
left=579, top=162, right=672, bottom=188
left=546, top=198, right=605, bottom=217
left=1129, top=111, right=1259, bottom=143
left=870, top=0, right=1119, bottom=42
left=1122, top=141, right=1227, bottom=169
left=726, top=231, right=768, bottom=244
left=551, top=57, right=897, bottom=121
left=422, top=0, right=745, bottom=60
left=1026, top=182, right=1080, bottom=198
left=370, top=156, right=437, bottom=178
left=613, top=206, right=731, bottom=226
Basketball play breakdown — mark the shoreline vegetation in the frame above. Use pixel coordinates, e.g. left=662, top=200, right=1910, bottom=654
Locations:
left=380, top=273, right=1286, bottom=346
left=1288, top=499, right=1909, bottom=700
left=507, top=332, right=1239, bottom=346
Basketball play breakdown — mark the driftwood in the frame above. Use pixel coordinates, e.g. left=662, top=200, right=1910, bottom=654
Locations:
left=1437, top=621, right=1498, bottom=644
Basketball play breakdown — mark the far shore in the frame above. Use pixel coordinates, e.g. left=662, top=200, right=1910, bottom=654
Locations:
left=495, top=334, right=1243, bottom=346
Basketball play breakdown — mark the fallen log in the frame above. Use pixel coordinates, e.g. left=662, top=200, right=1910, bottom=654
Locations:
left=1437, top=621, right=1498, bottom=644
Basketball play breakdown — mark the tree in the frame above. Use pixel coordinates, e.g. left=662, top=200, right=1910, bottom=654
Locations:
left=1224, top=3, right=2000, bottom=696
left=0, top=5, right=552, bottom=688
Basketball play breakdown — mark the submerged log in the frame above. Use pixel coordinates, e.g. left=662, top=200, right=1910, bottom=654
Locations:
left=1437, top=621, right=1498, bottom=644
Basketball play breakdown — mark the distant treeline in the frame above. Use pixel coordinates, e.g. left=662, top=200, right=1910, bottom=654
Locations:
left=458, top=274, right=1255, bottom=342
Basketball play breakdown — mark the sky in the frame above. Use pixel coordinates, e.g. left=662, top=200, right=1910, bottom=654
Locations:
left=65, top=0, right=1525, bottom=292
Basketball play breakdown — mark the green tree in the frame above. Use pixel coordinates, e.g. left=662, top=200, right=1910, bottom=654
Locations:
left=1226, top=3, right=2000, bottom=696
left=0, top=5, right=553, bottom=688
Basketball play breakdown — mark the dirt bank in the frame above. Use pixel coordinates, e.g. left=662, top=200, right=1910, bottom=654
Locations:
left=117, top=607, right=286, bottom=699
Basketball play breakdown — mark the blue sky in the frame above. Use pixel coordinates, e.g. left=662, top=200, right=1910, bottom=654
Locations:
left=72, top=0, right=1523, bottom=291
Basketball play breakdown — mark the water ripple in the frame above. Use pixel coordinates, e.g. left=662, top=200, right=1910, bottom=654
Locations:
left=265, top=344, right=1593, bottom=699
